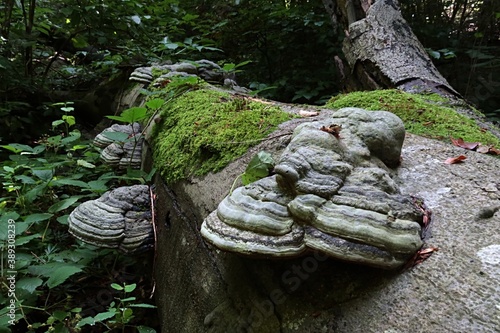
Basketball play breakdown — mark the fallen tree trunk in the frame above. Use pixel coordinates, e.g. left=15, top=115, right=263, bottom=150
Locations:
left=321, top=0, right=459, bottom=96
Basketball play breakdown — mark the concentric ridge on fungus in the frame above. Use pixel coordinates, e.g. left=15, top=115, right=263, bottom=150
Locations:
left=94, top=123, right=143, bottom=169
left=68, top=185, right=153, bottom=254
left=201, top=108, right=426, bottom=269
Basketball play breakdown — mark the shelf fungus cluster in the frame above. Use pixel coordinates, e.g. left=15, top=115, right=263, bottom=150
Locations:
left=68, top=185, right=153, bottom=254
left=94, top=123, right=143, bottom=169
left=130, top=59, right=227, bottom=85
left=201, top=108, right=428, bottom=270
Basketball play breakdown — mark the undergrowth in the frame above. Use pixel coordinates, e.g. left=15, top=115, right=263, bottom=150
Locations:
left=0, top=103, right=157, bottom=332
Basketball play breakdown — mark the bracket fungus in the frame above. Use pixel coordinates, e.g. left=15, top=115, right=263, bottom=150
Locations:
left=68, top=185, right=153, bottom=254
left=201, top=108, right=428, bottom=270
left=94, top=123, right=143, bottom=169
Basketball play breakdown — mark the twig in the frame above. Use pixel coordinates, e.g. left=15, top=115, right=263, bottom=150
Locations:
left=149, top=185, right=157, bottom=299
left=213, top=131, right=293, bottom=146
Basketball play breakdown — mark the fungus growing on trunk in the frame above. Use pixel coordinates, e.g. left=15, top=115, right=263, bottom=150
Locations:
left=94, top=123, right=143, bottom=169
left=201, top=108, right=427, bottom=270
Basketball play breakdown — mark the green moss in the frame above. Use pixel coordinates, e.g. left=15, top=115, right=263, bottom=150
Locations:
left=325, top=89, right=500, bottom=146
left=151, top=88, right=293, bottom=183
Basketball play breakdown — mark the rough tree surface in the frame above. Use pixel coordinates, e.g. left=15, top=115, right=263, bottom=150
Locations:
left=147, top=104, right=500, bottom=333
left=322, top=0, right=458, bottom=96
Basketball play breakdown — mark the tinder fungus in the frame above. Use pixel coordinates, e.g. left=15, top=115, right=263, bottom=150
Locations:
left=94, top=123, right=143, bottom=169
left=201, top=108, right=426, bottom=269
left=68, top=185, right=153, bottom=254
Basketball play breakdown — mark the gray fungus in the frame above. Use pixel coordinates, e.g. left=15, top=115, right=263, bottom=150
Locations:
left=201, top=108, right=426, bottom=269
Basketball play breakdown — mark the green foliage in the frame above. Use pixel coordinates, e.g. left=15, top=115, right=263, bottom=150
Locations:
left=77, top=283, right=156, bottom=332
left=201, top=0, right=341, bottom=104
left=401, top=1, right=500, bottom=119
left=0, top=104, right=155, bottom=332
left=326, top=89, right=500, bottom=146
left=230, top=151, right=275, bottom=194
left=106, top=107, right=149, bottom=123
left=151, top=88, right=292, bottom=183
left=241, top=151, right=275, bottom=185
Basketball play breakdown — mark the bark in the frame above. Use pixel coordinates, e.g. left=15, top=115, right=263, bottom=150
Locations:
left=324, top=0, right=459, bottom=97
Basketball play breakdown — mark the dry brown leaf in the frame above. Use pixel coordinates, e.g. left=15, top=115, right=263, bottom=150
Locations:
left=450, top=137, right=479, bottom=150
left=404, top=246, right=439, bottom=270
left=488, top=147, right=500, bottom=155
left=320, top=124, right=342, bottom=138
left=299, top=110, right=319, bottom=117
left=444, top=155, right=467, bottom=164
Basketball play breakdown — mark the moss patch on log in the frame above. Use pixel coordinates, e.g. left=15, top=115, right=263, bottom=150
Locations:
left=150, top=88, right=293, bottom=183
left=325, top=89, right=500, bottom=146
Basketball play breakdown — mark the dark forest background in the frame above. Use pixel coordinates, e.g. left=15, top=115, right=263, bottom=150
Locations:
left=1, top=0, right=499, bottom=142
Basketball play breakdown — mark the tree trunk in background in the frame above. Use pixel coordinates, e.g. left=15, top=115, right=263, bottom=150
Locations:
left=322, top=0, right=459, bottom=97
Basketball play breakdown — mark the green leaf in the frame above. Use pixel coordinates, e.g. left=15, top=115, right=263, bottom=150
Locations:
left=52, top=178, right=89, bottom=188
left=222, top=63, right=236, bottom=71
left=106, top=107, right=147, bottom=123
left=61, top=131, right=81, bottom=144
left=87, top=180, right=109, bottom=193
left=122, top=308, right=134, bottom=322
left=241, top=151, right=274, bottom=185
left=130, top=304, right=157, bottom=309
left=71, top=36, right=88, bottom=48
left=77, top=160, right=96, bottom=169
left=101, top=131, right=130, bottom=142
left=52, top=310, right=69, bottom=321
left=0, top=211, right=19, bottom=223
left=94, top=311, right=116, bottom=322
left=25, top=183, right=47, bottom=203
left=27, top=262, right=75, bottom=276
left=57, top=215, right=69, bottom=225
left=61, top=107, right=74, bottom=113
left=14, top=175, right=36, bottom=184
left=10, top=221, right=30, bottom=235
left=163, top=42, right=179, bottom=50
left=15, top=234, right=39, bottom=246
left=32, top=145, right=46, bottom=154
left=76, top=317, right=96, bottom=328
left=144, top=167, right=157, bottom=182
left=46, top=265, right=83, bottom=288
left=71, top=144, right=88, bottom=151
left=52, top=119, right=65, bottom=127
left=137, top=326, right=157, bottom=333
left=32, top=169, right=53, bottom=181
left=124, top=283, right=136, bottom=293
left=145, top=98, right=165, bottom=110
left=120, top=297, right=136, bottom=302
left=48, top=196, right=81, bottom=213
left=16, top=277, right=43, bottom=293
left=111, top=283, right=124, bottom=291
left=426, top=49, right=440, bottom=60
left=24, top=213, right=53, bottom=224
left=1, top=143, right=34, bottom=153
left=53, top=323, right=70, bottom=333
